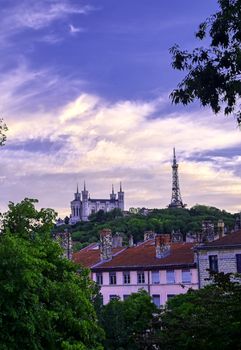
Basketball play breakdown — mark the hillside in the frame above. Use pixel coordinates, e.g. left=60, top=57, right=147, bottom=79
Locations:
left=53, top=205, right=239, bottom=252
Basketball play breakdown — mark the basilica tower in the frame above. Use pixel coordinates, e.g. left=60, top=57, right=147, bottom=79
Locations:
left=70, top=185, right=81, bottom=224
left=118, top=182, right=124, bottom=211
left=81, top=182, right=89, bottom=221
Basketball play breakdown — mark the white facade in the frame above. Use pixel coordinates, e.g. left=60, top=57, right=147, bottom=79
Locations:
left=70, top=183, right=124, bottom=224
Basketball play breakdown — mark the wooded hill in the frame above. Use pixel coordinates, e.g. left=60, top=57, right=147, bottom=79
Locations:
left=53, top=205, right=239, bottom=252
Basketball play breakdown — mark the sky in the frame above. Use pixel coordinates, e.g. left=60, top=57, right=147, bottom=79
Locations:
left=1, top=0, right=241, bottom=217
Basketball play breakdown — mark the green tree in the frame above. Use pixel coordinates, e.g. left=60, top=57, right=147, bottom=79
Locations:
left=1, top=198, right=57, bottom=238
left=0, top=199, right=104, bottom=350
left=157, top=272, right=241, bottom=350
left=0, top=118, right=7, bottom=146
left=170, top=0, right=241, bottom=124
left=100, top=290, right=157, bottom=350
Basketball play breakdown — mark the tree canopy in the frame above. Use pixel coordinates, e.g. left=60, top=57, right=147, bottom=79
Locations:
left=157, top=272, right=241, bottom=350
left=58, top=205, right=236, bottom=252
left=99, top=290, right=157, bottom=350
left=0, top=198, right=104, bottom=350
left=170, top=0, right=241, bottom=125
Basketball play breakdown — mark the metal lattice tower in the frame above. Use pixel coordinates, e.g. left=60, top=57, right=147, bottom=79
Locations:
left=168, top=148, right=186, bottom=208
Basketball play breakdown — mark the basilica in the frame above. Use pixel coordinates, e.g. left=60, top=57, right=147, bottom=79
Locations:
left=69, top=183, right=124, bottom=224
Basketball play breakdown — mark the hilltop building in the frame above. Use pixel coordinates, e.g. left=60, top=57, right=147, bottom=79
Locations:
left=70, top=183, right=124, bottom=224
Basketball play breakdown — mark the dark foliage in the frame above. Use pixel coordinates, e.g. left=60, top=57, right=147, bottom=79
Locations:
left=157, top=272, right=241, bottom=349
left=58, top=205, right=236, bottom=250
left=0, top=199, right=104, bottom=350
left=170, top=0, right=241, bottom=125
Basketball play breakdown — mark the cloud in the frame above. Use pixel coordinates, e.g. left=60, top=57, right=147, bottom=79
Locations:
left=69, top=24, right=85, bottom=35
left=0, top=1, right=95, bottom=44
left=1, top=63, right=241, bottom=216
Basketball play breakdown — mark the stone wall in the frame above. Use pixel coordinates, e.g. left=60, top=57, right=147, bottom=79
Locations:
left=198, top=248, right=241, bottom=287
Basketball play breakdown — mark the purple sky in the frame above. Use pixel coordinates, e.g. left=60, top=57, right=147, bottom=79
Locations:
left=1, top=0, right=241, bottom=216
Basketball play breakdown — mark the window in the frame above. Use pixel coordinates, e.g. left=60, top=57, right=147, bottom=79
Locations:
left=123, top=295, right=130, bottom=301
left=123, top=271, right=131, bottom=284
left=182, top=269, right=191, bottom=283
left=109, top=295, right=118, bottom=301
left=209, top=255, right=218, bottom=273
left=137, top=271, right=145, bottom=284
left=96, top=273, right=103, bottom=285
left=152, top=295, right=160, bottom=308
left=167, top=294, right=176, bottom=301
left=236, top=254, right=241, bottom=273
left=152, top=271, right=160, bottom=284
left=166, top=270, right=175, bottom=284
left=109, top=272, right=116, bottom=285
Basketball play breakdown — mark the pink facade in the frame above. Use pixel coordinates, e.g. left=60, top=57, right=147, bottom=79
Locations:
left=73, top=234, right=199, bottom=306
left=92, top=268, right=198, bottom=305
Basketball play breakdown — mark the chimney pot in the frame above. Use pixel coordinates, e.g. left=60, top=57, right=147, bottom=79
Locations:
left=100, top=229, right=112, bottom=260
left=217, top=220, right=225, bottom=239
left=155, top=234, right=171, bottom=259
left=128, top=234, right=134, bottom=247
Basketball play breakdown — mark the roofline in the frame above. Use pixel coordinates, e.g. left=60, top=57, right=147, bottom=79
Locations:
left=91, top=248, right=127, bottom=268
left=92, top=262, right=196, bottom=272
left=195, top=244, right=241, bottom=251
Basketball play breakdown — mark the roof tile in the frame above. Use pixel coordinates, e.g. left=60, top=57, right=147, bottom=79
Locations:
left=73, top=240, right=196, bottom=270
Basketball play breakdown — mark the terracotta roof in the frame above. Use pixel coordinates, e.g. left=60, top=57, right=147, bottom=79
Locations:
left=73, top=243, right=124, bottom=268
left=73, top=240, right=196, bottom=271
left=196, top=230, right=241, bottom=250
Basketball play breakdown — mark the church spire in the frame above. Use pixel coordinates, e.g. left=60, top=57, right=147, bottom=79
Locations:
left=75, top=183, right=80, bottom=200
left=120, top=182, right=123, bottom=192
left=84, top=181, right=86, bottom=191
left=112, top=184, right=114, bottom=194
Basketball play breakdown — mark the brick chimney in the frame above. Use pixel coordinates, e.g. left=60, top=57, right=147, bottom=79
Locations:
left=112, top=232, right=123, bottom=248
left=217, top=219, right=225, bottom=239
left=100, top=229, right=112, bottom=260
left=155, top=234, right=171, bottom=259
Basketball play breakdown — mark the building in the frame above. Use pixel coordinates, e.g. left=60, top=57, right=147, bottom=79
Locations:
left=70, top=183, right=124, bottom=224
left=195, top=229, right=241, bottom=288
left=73, top=230, right=198, bottom=306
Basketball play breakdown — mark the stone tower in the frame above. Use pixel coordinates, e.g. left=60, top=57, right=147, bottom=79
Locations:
left=118, top=182, right=124, bottom=211
left=81, top=182, right=89, bottom=221
left=71, top=185, right=81, bottom=222
left=110, top=184, right=116, bottom=201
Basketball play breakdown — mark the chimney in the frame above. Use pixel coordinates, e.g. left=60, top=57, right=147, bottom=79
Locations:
left=128, top=234, right=134, bottom=247
left=217, top=220, right=225, bottom=239
left=112, top=232, right=123, bottom=248
left=155, top=234, right=171, bottom=259
left=100, top=229, right=112, bottom=260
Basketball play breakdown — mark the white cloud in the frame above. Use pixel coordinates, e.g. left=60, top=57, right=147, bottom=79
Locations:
left=69, top=24, right=85, bottom=35
left=1, top=64, right=241, bottom=215
left=0, top=1, right=95, bottom=44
